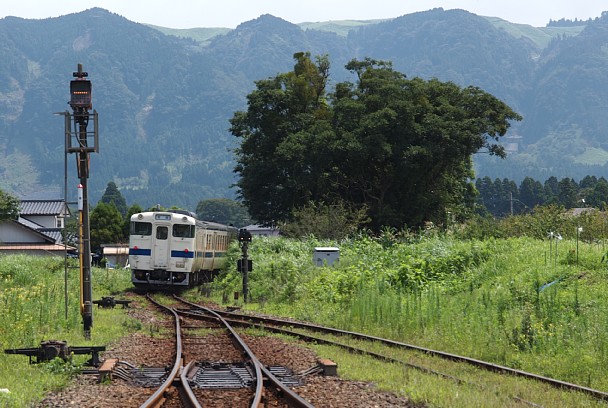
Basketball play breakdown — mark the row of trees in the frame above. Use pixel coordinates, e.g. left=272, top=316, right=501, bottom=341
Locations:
left=80, top=173, right=608, bottom=244
left=230, top=53, right=521, bottom=231
left=476, top=175, right=608, bottom=217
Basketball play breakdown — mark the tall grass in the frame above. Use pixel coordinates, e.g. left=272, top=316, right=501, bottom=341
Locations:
left=0, top=254, right=133, bottom=407
left=212, top=234, right=608, bottom=392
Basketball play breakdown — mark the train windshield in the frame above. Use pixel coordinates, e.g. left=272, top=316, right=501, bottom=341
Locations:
left=130, top=221, right=152, bottom=236
left=173, top=224, right=195, bottom=238
left=156, top=226, right=168, bottom=240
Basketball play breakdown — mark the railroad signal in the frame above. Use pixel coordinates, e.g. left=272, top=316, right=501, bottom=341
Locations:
left=237, top=228, right=252, bottom=303
left=70, top=78, right=92, bottom=109
left=238, top=228, right=252, bottom=243
left=64, top=63, right=98, bottom=340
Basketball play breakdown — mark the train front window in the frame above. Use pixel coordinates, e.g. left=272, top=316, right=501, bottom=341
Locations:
left=156, top=226, right=168, bottom=240
left=131, top=222, right=152, bottom=236
left=173, top=224, right=194, bottom=238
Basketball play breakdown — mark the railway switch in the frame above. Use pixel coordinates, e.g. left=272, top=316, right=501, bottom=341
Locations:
left=4, top=340, right=105, bottom=366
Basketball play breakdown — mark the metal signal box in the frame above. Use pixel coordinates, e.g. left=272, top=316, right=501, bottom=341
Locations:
left=313, top=247, right=340, bottom=267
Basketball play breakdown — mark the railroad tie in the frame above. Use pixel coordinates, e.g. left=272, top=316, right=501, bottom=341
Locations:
left=98, top=358, right=119, bottom=383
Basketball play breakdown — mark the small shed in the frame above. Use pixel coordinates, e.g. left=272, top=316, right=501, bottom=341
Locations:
left=102, top=244, right=129, bottom=268
left=313, top=247, right=340, bottom=267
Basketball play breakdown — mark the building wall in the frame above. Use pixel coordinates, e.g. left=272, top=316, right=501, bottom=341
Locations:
left=0, top=222, right=41, bottom=243
left=24, top=215, right=58, bottom=229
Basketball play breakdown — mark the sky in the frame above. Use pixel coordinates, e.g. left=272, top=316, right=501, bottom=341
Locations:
left=0, top=1, right=606, bottom=29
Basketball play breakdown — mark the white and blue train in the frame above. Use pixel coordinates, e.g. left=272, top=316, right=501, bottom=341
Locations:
left=129, top=210, right=237, bottom=288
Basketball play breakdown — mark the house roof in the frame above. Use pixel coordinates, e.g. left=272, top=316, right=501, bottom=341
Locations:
left=19, top=200, right=69, bottom=216
left=17, top=216, right=44, bottom=229
left=11, top=217, right=66, bottom=244
left=38, top=228, right=64, bottom=244
left=568, top=207, right=596, bottom=216
left=103, top=247, right=129, bottom=255
left=0, top=243, right=75, bottom=252
left=0, top=199, right=72, bottom=254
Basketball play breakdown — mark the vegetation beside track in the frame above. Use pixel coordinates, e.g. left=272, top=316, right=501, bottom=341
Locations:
left=0, top=255, right=133, bottom=407
left=210, top=225, right=608, bottom=404
left=4, top=205, right=608, bottom=406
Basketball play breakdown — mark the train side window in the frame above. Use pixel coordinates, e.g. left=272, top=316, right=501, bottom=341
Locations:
left=131, top=222, right=152, bottom=236
left=156, top=226, right=168, bottom=240
left=173, top=224, right=194, bottom=238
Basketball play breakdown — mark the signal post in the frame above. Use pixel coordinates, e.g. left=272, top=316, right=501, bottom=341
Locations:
left=65, top=64, right=99, bottom=339
left=237, top=229, right=253, bottom=302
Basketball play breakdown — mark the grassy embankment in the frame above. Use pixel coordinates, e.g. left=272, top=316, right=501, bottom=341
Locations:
left=208, top=233, right=608, bottom=406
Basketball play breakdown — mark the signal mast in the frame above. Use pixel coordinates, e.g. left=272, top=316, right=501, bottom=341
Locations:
left=65, top=64, right=99, bottom=339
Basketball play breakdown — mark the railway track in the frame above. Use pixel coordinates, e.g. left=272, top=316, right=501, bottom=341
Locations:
left=173, top=295, right=608, bottom=405
left=143, top=294, right=315, bottom=408
left=33, top=291, right=605, bottom=407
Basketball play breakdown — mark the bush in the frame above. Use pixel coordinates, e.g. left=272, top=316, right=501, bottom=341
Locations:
left=281, top=201, right=369, bottom=240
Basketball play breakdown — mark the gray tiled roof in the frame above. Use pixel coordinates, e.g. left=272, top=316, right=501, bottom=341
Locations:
left=19, top=200, right=68, bottom=216
left=38, top=229, right=64, bottom=244
left=17, top=216, right=44, bottom=229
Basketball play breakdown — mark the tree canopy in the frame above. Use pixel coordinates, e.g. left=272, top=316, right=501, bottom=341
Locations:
left=90, top=202, right=124, bottom=252
left=231, top=53, right=521, bottom=230
left=100, top=181, right=128, bottom=217
left=0, top=189, right=19, bottom=222
left=196, top=198, right=250, bottom=227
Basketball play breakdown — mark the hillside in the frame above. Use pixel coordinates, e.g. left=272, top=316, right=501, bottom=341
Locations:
left=0, top=7, right=607, bottom=210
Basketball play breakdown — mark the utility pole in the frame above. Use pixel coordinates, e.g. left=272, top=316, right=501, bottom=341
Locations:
left=65, top=63, right=99, bottom=339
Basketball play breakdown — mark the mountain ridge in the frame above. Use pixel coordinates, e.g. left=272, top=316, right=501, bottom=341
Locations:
left=0, top=7, right=607, bottom=210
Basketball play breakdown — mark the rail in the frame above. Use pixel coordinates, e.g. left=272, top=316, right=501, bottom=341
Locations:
left=174, top=295, right=314, bottom=407
left=139, top=294, right=186, bottom=408
left=175, top=295, right=608, bottom=403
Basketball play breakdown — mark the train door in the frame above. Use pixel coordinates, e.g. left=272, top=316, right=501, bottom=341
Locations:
left=153, top=225, right=170, bottom=268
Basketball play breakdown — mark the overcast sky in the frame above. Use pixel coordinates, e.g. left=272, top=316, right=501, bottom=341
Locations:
left=1, top=1, right=605, bottom=29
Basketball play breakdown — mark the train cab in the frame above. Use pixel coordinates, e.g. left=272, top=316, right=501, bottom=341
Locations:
left=129, top=211, right=197, bottom=287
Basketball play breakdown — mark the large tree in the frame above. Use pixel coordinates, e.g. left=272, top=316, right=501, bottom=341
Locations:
left=231, top=53, right=521, bottom=230
left=196, top=198, right=250, bottom=227
left=519, top=177, right=545, bottom=210
left=100, top=181, right=127, bottom=217
left=90, top=202, right=124, bottom=252
left=231, top=52, right=332, bottom=224
left=330, top=59, right=521, bottom=227
left=0, top=189, right=19, bottom=222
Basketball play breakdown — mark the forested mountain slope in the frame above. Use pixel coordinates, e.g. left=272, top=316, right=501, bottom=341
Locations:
left=0, top=7, right=606, bottom=209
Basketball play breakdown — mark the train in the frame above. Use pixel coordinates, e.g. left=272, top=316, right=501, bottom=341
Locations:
left=128, top=210, right=237, bottom=288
